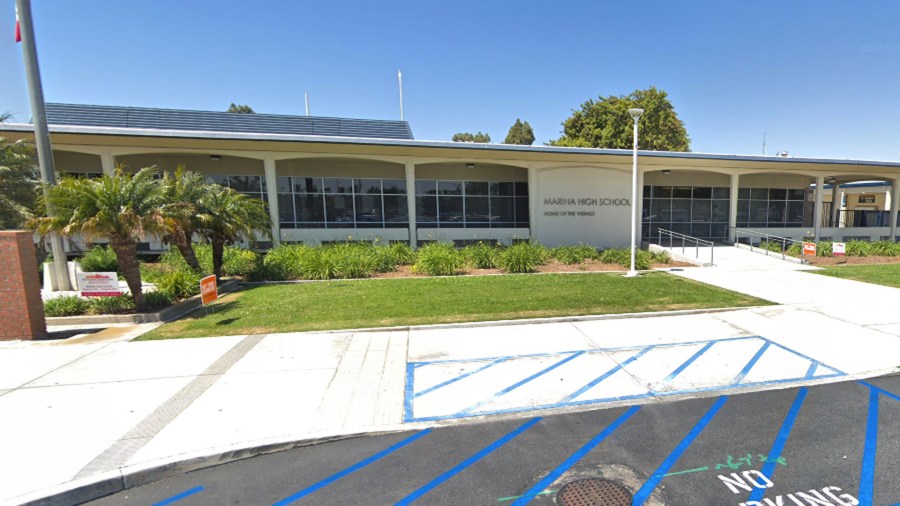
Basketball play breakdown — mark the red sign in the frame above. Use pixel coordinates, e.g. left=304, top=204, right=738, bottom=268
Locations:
left=200, top=275, right=218, bottom=306
left=802, top=242, right=817, bottom=256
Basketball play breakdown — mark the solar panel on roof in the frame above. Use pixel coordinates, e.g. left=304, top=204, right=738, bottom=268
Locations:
left=43, top=103, right=414, bottom=140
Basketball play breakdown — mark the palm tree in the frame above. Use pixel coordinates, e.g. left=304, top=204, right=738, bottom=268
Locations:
left=0, top=137, right=39, bottom=229
left=35, top=166, right=164, bottom=309
left=196, top=185, right=272, bottom=280
left=160, top=166, right=210, bottom=272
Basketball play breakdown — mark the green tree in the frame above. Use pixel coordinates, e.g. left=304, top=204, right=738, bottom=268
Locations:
left=35, top=167, right=165, bottom=309
left=504, top=119, right=535, bottom=145
left=195, top=185, right=271, bottom=280
left=452, top=132, right=491, bottom=143
left=160, top=166, right=210, bottom=272
left=0, top=137, right=40, bottom=229
left=0, top=111, right=13, bottom=122
left=227, top=103, right=255, bottom=114
left=550, top=87, right=690, bottom=151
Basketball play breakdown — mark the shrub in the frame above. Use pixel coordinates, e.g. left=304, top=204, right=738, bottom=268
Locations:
left=155, top=268, right=201, bottom=300
left=79, top=246, right=118, bottom=273
left=869, top=240, right=899, bottom=257
left=551, top=244, right=599, bottom=264
left=142, top=290, right=174, bottom=309
left=845, top=240, right=871, bottom=257
left=414, top=242, right=464, bottom=276
left=87, top=294, right=135, bottom=315
left=159, top=248, right=192, bottom=270
left=786, top=243, right=802, bottom=256
left=370, top=242, right=414, bottom=273
left=599, top=248, right=651, bottom=270
left=326, top=242, right=376, bottom=279
left=221, top=247, right=259, bottom=277
left=498, top=242, right=549, bottom=274
left=463, top=242, right=499, bottom=269
left=261, top=244, right=312, bottom=280
left=650, top=250, right=671, bottom=264
left=44, top=295, right=89, bottom=317
left=815, top=241, right=833, bottom=257
left=140, top=262, right=176, bottom=284
left=387, top=242, right=416, bottom=266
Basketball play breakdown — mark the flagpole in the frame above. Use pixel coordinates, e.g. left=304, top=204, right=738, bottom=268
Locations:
left=398, top=70, right=404, bottom=121
left=16, top=0, right=71, bottom=291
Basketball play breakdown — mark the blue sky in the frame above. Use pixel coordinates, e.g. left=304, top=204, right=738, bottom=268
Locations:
left=2, top=1, right=899, bottom=160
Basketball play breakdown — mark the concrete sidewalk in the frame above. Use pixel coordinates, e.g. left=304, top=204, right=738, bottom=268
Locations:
left=3, top=247, right=900, bottom=504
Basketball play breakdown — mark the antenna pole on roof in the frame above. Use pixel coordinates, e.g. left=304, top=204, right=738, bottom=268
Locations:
left=398, top=70, right=404, bottom=121
left=763, top=132, right=768, bottom=156
left=16, top=0, right=71, bottom=291
left=305, top=92, right=309, bottom=116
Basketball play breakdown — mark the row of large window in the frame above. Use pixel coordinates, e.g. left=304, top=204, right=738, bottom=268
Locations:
left=276, top=177, right=530, bottom=229
left=643, top=185, right=811, bottom=239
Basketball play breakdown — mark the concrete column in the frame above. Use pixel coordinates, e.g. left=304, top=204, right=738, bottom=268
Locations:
left=405, top=161, right=417, bottom=249
left=830, top=183, right=840, bottom=228
left=100, top=151, right=115, bottom=176
left=890, top=177, right=900, bottom=241
left=814, top=175, right=825, bottom=241
left=635, top=168, right=645, bottom=247
left=728, top=173, right=739, bottom=242
left=528, top=165, right=538, bottom=243
left=263, top=157, right=281, bottom=246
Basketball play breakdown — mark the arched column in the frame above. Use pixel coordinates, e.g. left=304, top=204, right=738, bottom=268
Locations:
left=814, top=175, right=825, bottom=241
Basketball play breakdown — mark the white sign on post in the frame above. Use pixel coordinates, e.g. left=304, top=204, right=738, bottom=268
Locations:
left=833, top=242, right=846, bottom=256
left=76, top=272, right=122, bottom=297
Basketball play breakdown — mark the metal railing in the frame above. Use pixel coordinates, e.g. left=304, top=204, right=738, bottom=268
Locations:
left=657, top=228, right=715, bottom=266
left=730, top=227, right=804, bottom=261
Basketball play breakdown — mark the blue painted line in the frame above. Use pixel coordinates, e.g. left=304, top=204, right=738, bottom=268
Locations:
left=395, top=418, right=541, bottom=505
left=272, top=429, right=432, bottom=506
left=732, top=341, right=771, bottom=384
left=563, top=346, right=655, bottom=402
left=860, top=380, right=900, bottom=403
left=748, top=387, right=809, bottom=502
left=510, top=406, right=640, bottom=506
left=859, top=388, right=880, bottom=506
left=632, top=396, right=729, bottom=506
left=153, top=486, right=204, bottom=506
left=804, top=362, right=818, bottom=379
left=660, top=342, right=715, bottom=384
left=411, top=336, right=762, bottom=366
left=406, top=373, right=845, bottom=423
left=414, top=359, right=506, bottom=398
left=456, top=352, right=586, bottom=415
left=403, top=363, right=416, bottom=422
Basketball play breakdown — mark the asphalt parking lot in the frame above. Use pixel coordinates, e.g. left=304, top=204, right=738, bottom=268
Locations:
left=86, top=375, right=900, bottom=506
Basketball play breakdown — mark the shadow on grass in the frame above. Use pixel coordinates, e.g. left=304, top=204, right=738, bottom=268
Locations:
left=216, top=317, right=241, bottom=326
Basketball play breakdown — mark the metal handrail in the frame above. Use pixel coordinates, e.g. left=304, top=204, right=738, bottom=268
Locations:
left=657, top=228, right=715, bottom=266
left=729, top=227, right=804, bottom=261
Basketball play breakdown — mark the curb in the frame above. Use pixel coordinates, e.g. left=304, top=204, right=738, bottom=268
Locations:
left=44, top=280, right=240, bottom=325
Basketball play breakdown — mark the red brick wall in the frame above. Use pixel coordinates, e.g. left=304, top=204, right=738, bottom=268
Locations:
left=0, top=231, right=46, bottom=340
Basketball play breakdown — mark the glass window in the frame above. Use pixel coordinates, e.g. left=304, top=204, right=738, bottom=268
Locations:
left=737, top=200, right=750, bottom=223
left=490, top=182, right=515, bottom=196
left=514, top=197, right=529, bottom=226
left=295, top=194, right=324, bottom=223
left=465, top=181, right=489, bottom=196
left=278, top=195, right=294, bottom=224
left=415, top=196, right=437, bottom=224
left=693, top=187, right=712, bottom=199
left=712, top=200, right=729, bottom=221
left=656, top=186, right=673, bottom=199
left=786, top=201, right=805, bottom=223
left=691, top=200, right=711, bottom=222
left=490, top=197, right=515, bottom=225
left=673, top=187, right=692, bottom=199
left=738, top=188, right=750, bottom=199
left=671, top=199, right=691, bottom=222
left=294, top=177, right=320, bottom=193
left=465, top=196, right=490, bottom=223
left=382, top=179, right=407, bottom=194
left=643, top=186, right=652, bottom=198
left=769, top=188, right=787, bottom=200
left=229, top=175, right=261, bottom=192
left=277, top=177, right=292, bottom=193
left=651, top=198, right=671, bottom=221
left=787, top=189, right=805, bottom=200
left=354, top=195, right=383, bottom=227
left=323, top=178, right=354, bottom=194
left=383, top=196, right=408, bottom=227
left=750, top=188, right=768, bottom=200
left=438, top=181, right=463, bottom=195
left=209, top=175, right=229, bottom=186
left=749, top=200, right=768, bottom=222
left=514, top=182, right=529, bottom=197
left=438, top=196, right=464, bottom=226
left=325, top=195, right=354, bottom=226
left=357, top=179, right=382, bottom=194
left=415, top=180, right=437, bottom=195
left=712, top=187, right=730, bottom=199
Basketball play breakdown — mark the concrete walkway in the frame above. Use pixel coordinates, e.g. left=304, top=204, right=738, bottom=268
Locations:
left=3, top=247, right=900, bottom=504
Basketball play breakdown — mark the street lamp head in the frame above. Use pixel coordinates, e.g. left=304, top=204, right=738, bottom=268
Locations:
left=628, top=108, right=644, bottom=120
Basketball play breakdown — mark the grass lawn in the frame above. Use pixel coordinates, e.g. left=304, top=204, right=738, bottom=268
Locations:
left=811, top=263, right=900, bottom=289
left=139, top=272, right=771, bottom=340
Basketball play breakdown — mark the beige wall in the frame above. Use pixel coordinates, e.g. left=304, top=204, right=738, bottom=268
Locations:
left=54, top=151, right=102, bottom=174
left=415, top=162, right=527, bottom=182
left=276, top=158, right=404, bottom=178
left=117, top=153, right=264, bottom=175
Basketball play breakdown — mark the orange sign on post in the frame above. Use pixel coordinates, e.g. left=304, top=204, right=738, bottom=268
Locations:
left=200, top=275, right=218, bottom=306
left=802, top=242, right=817, bottom=256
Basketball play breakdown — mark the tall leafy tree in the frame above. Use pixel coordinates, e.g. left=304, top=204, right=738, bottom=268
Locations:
left=227, top=103, right=255, bottom=114
left=550, top=87, right=690, bottom=151
left=504, top=119, right=535, bottom=145
left=0, top=137, right=40, bottom=229
left=452, top=132, right=491, bottom=143
left=35, top=167, right=165, bottom=309
left=160, top=166, right=210, bottom=272
left=195, top=185, right=271, bottom=280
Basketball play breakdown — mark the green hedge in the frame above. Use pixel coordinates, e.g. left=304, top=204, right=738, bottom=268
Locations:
left=79, top=246, right=118, bottom=273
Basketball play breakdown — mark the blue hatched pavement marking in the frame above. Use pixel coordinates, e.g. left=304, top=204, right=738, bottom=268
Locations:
left=659, top=341, right=717, bottom=385
left=732, top=341, right=771, bottom=385
left=414, top=358, right=507, bottom=398
left=404, top=336, right=846, bottom=422
left=747, top=387, right=809, bottom=503
left=562, top=346, right=656, bottom=402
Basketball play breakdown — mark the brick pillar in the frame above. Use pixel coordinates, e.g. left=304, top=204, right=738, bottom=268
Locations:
left=0, top=231, right=47, bottom=340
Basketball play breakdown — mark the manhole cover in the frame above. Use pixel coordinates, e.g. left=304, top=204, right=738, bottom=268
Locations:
left=556, top=478, right=633, bottom=506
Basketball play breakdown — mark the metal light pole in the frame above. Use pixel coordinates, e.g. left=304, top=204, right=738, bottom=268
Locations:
left=16, top=0, right=71, bottom=290
left=625, top=108, right=644, bottom=278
